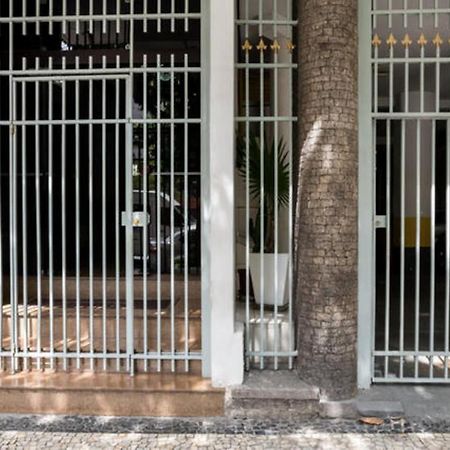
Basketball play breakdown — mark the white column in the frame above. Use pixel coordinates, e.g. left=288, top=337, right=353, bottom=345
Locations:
left=201, top=0, right=244, bottom=387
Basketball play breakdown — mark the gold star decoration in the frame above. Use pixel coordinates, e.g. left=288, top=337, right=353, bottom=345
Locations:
left=256, top=38, right=267, bottom=52
left=386, top=33, right=397, bottom=48
left=372, top=34, right=382, bottom=47
left=433, top=33, right=443, bottom=48
left=401, top=34, right=412, bottom=48
left=417, top=33, right=428, bottom=47
left=242, top=39, right=253, bottom=53
left=270, top=39, right=281, bottom=53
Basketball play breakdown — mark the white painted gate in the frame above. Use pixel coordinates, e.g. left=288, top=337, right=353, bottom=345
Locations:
left=371, top=1, right=450, bottom=382
left=0, top=0, right=203, bottom=374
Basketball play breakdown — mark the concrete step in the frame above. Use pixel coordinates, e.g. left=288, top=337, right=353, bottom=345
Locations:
left=0, top=371, right=224, bottom=417
left=226, top=370, right=320, bottom=419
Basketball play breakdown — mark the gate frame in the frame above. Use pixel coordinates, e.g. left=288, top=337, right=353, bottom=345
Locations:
left=358, top=0, right=375, bottom=390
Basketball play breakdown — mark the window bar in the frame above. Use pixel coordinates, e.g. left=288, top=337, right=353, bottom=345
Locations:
left=372, top=118, right=378, bottom=376
left=143, top=54, right=149, bottom=372
left=76, top=0, right=80, bottom=35
left=102, top=56, right=108, bottom=371
left=35, top=59, right=42, bottom=370
left=414, top=120, right=421, bottom=380
left=403, top=0, right=408, bottom=28
left=103, top=0, right=107, bottom=34
left=389, top=41, right=394, bottom=115
left=62, top=0, right=67, bottom=35
left=75, top=57, right=81, bottom=370
left=89, top=0, right=94, bottom=34
left=419, top=0, right=423, bottom=29
left=36, top=0, right=40, bottom=34
left=434, top=0, right=439, bottom=28
left=445, top=119, right=450, bottom=380
left=48, top=58, right=55, bottom=370
left=287, top=5, right=294, bottom=370
left=21, top=62, right=28, bottom=371
left=400, top=119, right=406, bottom=379
left=385, top=119, right=391, bottom=378
left=10, top=79, right=17, bottom=372
left=171, top=0, right=175, bottom=32
left=21, top=0, right=26, bottom=35
left=430, top=119, right=436, bottom=379
left=128, top=0, right=135, bottom=377
left=157, top=0, right=161, bottom=33
left=243, top=0, right=251, bottom=369
left=388, top=0, right=392, bottom=28
left=258, top=0, right=265, bottom=370
left=184, top=0, right=189, bottom=32
left=405, top=38, right=409, bottom=114
left=156, top=54, right=162, bottom=371
left=143, top=0, right=148, bottom=33
left=61, top=58, right=68, bottom=371
left=273, top=0, right=280, bottom=371
left=170, top=53, right=176, bottom=372
left=116, top=0, right=120, bottom=34
left=49, top=0, right=54, bottom=34
left=183, top=53, right=189, bottom=372
left=115, top=55, right=121, bottom=372
left=88, top=56, right=94, bottom=371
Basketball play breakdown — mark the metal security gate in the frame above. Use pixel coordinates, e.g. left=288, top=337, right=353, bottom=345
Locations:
left=0, top=1, right=202, bottom=374
left=371, top=1, right=450, bottom=382
left=235, top=0, right=297, bottom=370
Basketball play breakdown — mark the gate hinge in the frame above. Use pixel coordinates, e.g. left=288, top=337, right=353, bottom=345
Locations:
left=374, top=215, right=387, bottom=229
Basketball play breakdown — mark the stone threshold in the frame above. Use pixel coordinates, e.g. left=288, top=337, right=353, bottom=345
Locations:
left=0, top=372, right=224, bottom=417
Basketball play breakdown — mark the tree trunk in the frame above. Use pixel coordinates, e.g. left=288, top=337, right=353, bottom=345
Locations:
left=295, top=0, right=359, bottom=400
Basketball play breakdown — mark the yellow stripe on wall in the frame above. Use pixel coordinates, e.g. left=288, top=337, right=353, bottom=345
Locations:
left=393, top=217, right=431, bottom=248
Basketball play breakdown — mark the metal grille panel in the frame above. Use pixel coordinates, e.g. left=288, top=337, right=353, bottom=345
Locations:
left=372, top=1, right=450, bottom=382
left=0, top=0, right=202, bottom=374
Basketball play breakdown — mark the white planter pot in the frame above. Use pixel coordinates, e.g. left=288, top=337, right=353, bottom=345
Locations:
left=249, top=253, right=289, bottom=307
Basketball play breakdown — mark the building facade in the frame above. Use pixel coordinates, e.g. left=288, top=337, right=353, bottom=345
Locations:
left=0, top=0, right=448, bottom=412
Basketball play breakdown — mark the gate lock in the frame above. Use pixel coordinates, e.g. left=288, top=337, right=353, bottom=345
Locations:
left=121, top=211, right=151, bottom=227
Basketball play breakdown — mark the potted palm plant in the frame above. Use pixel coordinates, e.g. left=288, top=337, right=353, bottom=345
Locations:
left=237, top=133, right=290, bottom=307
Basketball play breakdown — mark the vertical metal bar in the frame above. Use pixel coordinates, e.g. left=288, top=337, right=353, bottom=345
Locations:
left=35, top=60, right=42, bottom=370
left=403, top=0, right=408, bottom=28
left=75, top=57, right=81, bottom=370
left=170, top=53, right=176, bottom=372
left=88, top=57, right=94, bottom=370
left=143, top=0, right=148, bottom=33
left=89, top=0, right=94, bottom=34
left=48, top=59, right=55, bottom=370
left=400, top=119, right=406, bottom=379
left=156, top=54, right=162, bottom=371
left=10, top=81, right=17, bottom=372
left=21, top=0, right=26, bottom=35
left=76, top=0, right=80, bottom=36
left=414, top=120, right=421, bottom=380
left=185, top=0, right=189, bottom=32
left=419, top=0, right=423, bottom=29
left=434, top=0, right=439, bottom=28
left=244, top=0, right=251, bottom=369
left=125, top=75, right=134, bottom=375
left=445, top=119, right=450, bottom=379
left=384, top=119, right=391, bottom=378
left=115, top=56, right=121, bottom=371
left=21, top=64, right=29, bottom=370
left=61, top=59, right=67, bottom=371
left=157, top=0, right=161, bottom=33
left=36, top=0, right=40, bottom=34
left=103, top=0, right=107, bottom=34
left=273, top=0, right=279, bottom=371
left=102, top=56, right=107, bottom=371
left=258, top=0, right=265, bottom=370
left=62, top=0, right=67, bottom=34
left=430, top=119, right=436, bottom=379
left=143, top=54, right=149, bottom=371
left=116, top=0, right=120, bottom=34
left=183, top=53, right=189, bottom=372
left=49, top=0, right=54, bottom=34
left=388, top=0, right=392, bottom=28
left=171, top=0, right=175, bottom=32
left=287, top=0, right=294, bottom=370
